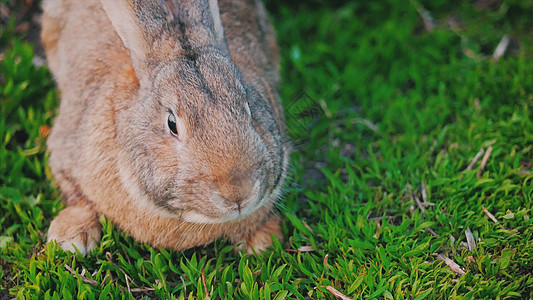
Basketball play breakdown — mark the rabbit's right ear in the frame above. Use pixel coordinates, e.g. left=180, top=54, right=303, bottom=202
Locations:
left=101, top=0, right=231, bottom=85
left=100, top=0, right=163, bottom=85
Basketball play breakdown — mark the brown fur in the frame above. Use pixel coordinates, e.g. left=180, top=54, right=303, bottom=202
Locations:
left=47, top=201, right=101, bottom=255
left=42, top=0, right=289, bottom=254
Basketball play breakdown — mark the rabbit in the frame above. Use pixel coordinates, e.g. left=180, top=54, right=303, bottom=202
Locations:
left=41, top=0, right=289, bottom=255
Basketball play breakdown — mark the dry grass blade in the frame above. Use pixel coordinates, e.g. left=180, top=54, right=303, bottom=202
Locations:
left=407, top=183, right=425, bottom=213
left=352, top=118, right=378, bottom=132
left=482, top=206, right=499, bottom=223
left=106, top=252, right=134, bottom=293
left=409, top=0, right=435, bottom=32
left=477, top=145, right=493, bottom=177
left=320, top=254, right=330, bottom=278
left=466, top=147, right=485, bottom=171
left=100, top=273, right=111, bottom=287
left=414, top=192, right=425, bottom=213
left=302, top=220, right=314, bottom=233
left=437, top=254, right=465, bottom=276
left=325, top=286, right=353, bottom=300
left=421, top=181, right=428, bottom=203
left=39, top=125, right=51, bottom=138
left=367, top=215, right=397, bottom=221
left=465, top=227, right=477, bottom=251
left=492, top=35, right=510, bottom=61
left=180, top=276, right=187, bottom=296
left=426, top=227, right=440, bottom=238
left=298, top=245, right=315, bottom=252
left=201, top=267, right=211, bottom=300
left=64, top=264, right=98, bottom=286
left=130, top=287, right=155, bottom=292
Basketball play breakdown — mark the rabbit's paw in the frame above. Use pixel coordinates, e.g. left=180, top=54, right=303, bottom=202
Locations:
left=47, top=204, right=101, bottom=255
left=237, top=215, right=282, bottom=254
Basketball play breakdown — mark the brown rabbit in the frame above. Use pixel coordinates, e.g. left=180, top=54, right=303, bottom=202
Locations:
left=41, top=0, right=289, bottom=255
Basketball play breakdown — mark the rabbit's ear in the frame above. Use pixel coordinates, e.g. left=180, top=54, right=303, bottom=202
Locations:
left=100, top=0, right=165, bottom=84
left=162, top=0, right=229, bottom=52
left=100, top=0, right=230, bottom=82
left=208, top=0, right=226, bottom=47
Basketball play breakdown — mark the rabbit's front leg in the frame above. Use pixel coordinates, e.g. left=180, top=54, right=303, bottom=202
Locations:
left=47, top=202, right=101, bottom=255
left=234, top=215, right=283, bottom=254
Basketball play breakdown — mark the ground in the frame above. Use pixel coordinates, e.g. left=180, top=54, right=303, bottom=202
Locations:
left=1, top=0, right=532, bottom=299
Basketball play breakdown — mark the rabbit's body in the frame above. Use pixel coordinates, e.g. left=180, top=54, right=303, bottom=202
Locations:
left=42, top=0, right=288, bottom=254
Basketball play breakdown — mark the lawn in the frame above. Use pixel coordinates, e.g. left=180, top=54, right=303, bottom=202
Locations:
left=1, top=0, right=532, bottom=299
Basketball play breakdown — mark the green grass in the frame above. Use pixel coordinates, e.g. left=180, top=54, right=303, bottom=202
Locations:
left=2, top=0, right=533, bottom=298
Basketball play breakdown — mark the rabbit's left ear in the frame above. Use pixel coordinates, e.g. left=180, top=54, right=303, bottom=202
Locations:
left=99, top=0, right=158, bottom=85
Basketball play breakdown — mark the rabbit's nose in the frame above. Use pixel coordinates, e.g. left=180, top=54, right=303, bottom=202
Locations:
left=217, top=175, right=257, bottom=207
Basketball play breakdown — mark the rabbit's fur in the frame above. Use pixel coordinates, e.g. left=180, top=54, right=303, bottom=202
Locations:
left=42, top=0, right=289, bottom=255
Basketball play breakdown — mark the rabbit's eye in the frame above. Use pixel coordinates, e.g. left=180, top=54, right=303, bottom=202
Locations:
left=168, top=113, right=178, bottom=136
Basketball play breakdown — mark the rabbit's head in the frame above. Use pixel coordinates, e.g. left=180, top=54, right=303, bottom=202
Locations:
left=101, top=0, right=288, bottom=223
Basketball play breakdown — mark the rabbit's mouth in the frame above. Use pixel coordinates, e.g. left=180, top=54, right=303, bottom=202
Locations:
left=181, top=210, right=241, bottom=224
left=181, top=205, right=259, bottom=224
left=180, top=179, right=280, bottom=224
